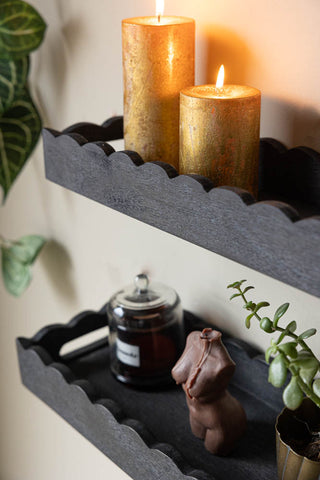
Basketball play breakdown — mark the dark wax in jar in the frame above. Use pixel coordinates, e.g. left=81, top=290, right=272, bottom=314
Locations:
left=107, top=275, right=184, bottom=387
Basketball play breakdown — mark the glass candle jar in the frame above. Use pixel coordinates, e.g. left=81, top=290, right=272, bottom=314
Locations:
left=107, top=274, right=184, bottom=387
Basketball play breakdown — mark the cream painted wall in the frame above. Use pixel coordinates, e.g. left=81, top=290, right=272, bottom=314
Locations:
left=0, top=1, right=320, bottom=479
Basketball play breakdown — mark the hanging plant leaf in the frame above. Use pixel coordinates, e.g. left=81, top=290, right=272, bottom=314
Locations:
left=1, top=246, right=31, bottom=296
left=0, top=1, right=46, bottom=59
left=7, top=234, right=46, bottom=264
left=0, top=87, right=41, bottom=201
left=0, top=56, right=29, bottom=114
left=1, top=234, right=45, bottom=296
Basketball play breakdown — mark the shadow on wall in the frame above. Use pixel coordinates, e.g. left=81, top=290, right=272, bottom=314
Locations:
left=261, top=97, right=320, bottom=150
left=40, top=240, right=77, bottom=303
left=32, top=0, right=85, bottom=128
left=203, top=26, right=253, bottom=85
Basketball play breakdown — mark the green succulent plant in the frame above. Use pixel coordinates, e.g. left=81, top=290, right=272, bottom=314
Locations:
left=0, top=0, right=47, bottom=296
left=228, top=280, right=320, bottom=410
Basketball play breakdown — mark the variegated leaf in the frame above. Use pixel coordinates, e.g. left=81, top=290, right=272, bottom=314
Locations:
left=0, top=87, right=41, bottom=200
left=1, top=246, right=31, bottom=296
left=0, top=56, right=29, bottom=114
left=0, top=1, right=46, bottom=59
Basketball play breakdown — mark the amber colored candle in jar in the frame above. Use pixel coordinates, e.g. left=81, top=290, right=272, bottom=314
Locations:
left=122, top=12, right=195, bottom=171
left=179, top=67, right=261, bottom=196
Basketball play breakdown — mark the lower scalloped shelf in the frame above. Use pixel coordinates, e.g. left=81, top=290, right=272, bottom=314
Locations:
left=43, top=117, right=320, bottom=298
left=17, top=308, right=282, bottom=480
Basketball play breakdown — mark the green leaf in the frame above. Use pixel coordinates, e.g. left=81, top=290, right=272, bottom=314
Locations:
left=1, top=246, right=31, bottom=296
left=276, top=331, right=287, bottom=345
left=1, top=235, right=45, bottom=296
left=313, top=378, right=320, bottom=397
left=287, top=321, right=297, bottom=333
left=229, top=293, right=241, bottom=300
left=0, top=1, right=46, bottom=59
left=255, top=301, right=270, bottom=311
left=245, top=313, right=254, bottom=329
left=0, top=56, right=28, bottom=114
left=8, top=235, right=45, bottom=264
left=273, top=303, right=289, bottom=327
left=227, top=280, right=246, bottom=289
left=298, top=328, right=317, bottom=340
left=278, top=342, right=298, bottom=358
left=268, top=354, right=287, bottom=388
left=265, top=345, right=277, bottom=363
left=244, top=301, right=256, bottom=311
left=283, top=376, right=304, bottom=410
left=242, top=286, right=254, bottom=294
left=0, top=87, right=41, bottom=200
left=260, top=317, right=273, bottom=333
left=291, top=351, right=319, bottom=371
left=300, top=365, right=319, bottom=386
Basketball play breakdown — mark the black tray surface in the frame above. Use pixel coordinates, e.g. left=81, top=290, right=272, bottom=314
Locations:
left=17, top=308, right=282, bottom=480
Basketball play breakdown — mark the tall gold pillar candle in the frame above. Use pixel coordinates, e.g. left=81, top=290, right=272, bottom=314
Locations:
left=179, top=74, right=261, bottom=196
left=122, top=12, right=195, bottom=171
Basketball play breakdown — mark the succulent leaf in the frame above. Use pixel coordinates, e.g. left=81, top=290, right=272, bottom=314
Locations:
left=283, top=376, right=304, bottom=410
left=273, top=303, right=289, bottom=328
left=268, top=354, right=287, bottom=388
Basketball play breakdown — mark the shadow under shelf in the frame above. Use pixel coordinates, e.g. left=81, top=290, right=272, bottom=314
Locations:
left=43, top=117, right=320, bottom=297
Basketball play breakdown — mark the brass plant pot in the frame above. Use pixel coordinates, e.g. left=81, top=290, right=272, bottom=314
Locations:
left=276, top=398, right=320, bottom=480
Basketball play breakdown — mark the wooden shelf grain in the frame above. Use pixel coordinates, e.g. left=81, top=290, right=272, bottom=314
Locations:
left=43, top=117, right=320, bottom=297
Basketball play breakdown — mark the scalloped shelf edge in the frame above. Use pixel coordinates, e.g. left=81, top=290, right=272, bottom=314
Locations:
left=16, top=308, right=282, bottom=480
left=43, top=118, right=320, bottom=297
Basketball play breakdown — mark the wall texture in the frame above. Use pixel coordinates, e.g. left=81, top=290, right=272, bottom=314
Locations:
left=0, top=1, right=319, bottom=479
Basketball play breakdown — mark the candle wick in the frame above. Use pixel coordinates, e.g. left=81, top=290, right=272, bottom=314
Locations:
left=158, top=14, right=161, bottom=23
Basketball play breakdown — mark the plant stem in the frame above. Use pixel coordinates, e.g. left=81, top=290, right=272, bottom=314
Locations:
left=239, top=290, right=314, bottom=354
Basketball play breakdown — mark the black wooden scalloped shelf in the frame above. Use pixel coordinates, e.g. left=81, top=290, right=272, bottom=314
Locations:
left=43, top=117, right=320, bottom=297
left=17, top=308, right=283, bottom=480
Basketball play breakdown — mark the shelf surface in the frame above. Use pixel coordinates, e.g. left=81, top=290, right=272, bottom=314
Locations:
left=17, top=308, right=283, bottom=480
left=43, top=118, right=320, bottom=298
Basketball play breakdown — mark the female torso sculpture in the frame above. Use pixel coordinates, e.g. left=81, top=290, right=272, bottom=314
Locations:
left=172, top=328, right=247, bottom=455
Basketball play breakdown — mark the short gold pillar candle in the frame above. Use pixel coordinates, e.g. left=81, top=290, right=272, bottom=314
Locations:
left=122, top=5, right=195, bottom=171
left=179, top=67, right=261, bottom=196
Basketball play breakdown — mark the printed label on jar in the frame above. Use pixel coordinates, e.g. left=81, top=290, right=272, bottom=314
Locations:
left=116, top=338, right=140, bottom=367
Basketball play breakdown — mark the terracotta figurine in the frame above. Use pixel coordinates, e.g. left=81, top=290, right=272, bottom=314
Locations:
left=172, top=328, right=246, bottom=455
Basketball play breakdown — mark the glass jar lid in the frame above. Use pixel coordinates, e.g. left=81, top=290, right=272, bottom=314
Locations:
left=110, top=274, right=179, bottom=312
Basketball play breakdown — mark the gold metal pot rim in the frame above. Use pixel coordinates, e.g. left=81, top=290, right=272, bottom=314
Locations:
left=275, top=400, right=320, bottom=466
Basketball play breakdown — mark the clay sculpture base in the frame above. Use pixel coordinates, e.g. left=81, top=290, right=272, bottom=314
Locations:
left=172, top=328, right=247, bottom=455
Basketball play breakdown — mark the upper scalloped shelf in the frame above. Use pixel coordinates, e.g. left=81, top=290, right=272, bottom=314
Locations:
left=43, top=117, right=320, bottom=297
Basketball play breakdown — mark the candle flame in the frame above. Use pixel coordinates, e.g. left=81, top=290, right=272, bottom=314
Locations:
left=156, top=0, right=164, bottom=22
left=216, top=65, right=225, bottom=89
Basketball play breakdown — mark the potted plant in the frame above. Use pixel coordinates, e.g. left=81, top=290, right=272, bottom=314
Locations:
left=228, top=280, right=320, bottom=480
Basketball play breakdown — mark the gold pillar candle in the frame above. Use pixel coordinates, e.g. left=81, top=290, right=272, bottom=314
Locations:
left=179, top=79, right=261, bottom=196
left=122, top=13, right=195, bottom=171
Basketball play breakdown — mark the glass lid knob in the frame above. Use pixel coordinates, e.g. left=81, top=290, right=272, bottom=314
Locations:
left=135, top=273, right=149, bottom=294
